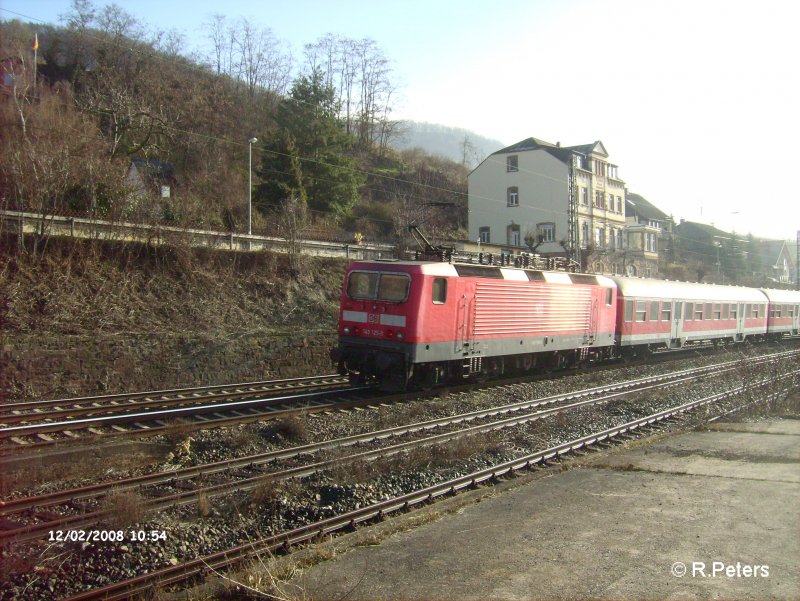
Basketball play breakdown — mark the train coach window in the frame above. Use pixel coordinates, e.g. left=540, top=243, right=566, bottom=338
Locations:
left=432, top=278, right=447, bottom=304
left=705, top=303, right=712, bottom=320
left=695, top=304, right=704, bottom=320
left=730, top=304, right=738, bottom=319
left=723, top=304, right=730, bottom=319
left=752, top=304, right=760, bottom=319
left=745, top=304, right=752, bottom=318
left=714, top=304, right=722, bottom=320
left=661, top=303, right=672, bottom=321
left=635, top=301, right=647, bottom=322
left=649, top=301, right=659, bottom=321
left=624, top=300, right=634, bottom=322
left=685, top=303, right=693, bottom=321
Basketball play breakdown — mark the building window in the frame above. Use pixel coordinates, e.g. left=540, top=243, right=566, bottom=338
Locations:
left=645, top=233, right=657, bottom=253
left=537, top=222, right=555, bottom=242
left=507, top=155, right=518, bottom=172
left=507, top=187, right=519, bottom=207
left=596, top=227, right=605, bottom=248
left=479, top=227, right=490, bottom=243
left=595, top=191, right=604, bottom=208
left=507, top=224, right=521, bottom=246
left=575, top=155, right=585, bottom=169
left=581, top=187, right=588, bottom=205
left=581, top=222, right=589, bottom=245
left=617, top=229, right=623, bottom=249
left=609, top=228, right=616, bottom=250
left=616, top=196, right=622, bottom=213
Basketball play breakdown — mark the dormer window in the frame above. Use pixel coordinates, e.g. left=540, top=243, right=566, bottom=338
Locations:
left=507, top=155, right=518, bottom=172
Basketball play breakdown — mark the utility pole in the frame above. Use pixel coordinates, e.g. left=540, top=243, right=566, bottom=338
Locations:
left=247, top=137, right=257, bottom=236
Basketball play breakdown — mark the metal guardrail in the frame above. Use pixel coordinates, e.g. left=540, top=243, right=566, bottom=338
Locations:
left=0, top=210, right=395, bottom=260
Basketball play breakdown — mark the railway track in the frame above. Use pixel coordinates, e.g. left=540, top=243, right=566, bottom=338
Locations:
left=3, top=344, right=796, bottom=452
left=54, top=369, right=798, bottom=601
left=2, top=351, right=796, bottom=545
left=0, top=374, right=349, bottom=425
left=0, top=380, right=368, bottom=451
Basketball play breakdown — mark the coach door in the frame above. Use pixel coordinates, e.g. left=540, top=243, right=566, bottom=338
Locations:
left=671, top=301, right=683, bottom=342
left=736, top=303, right=746, bottom=340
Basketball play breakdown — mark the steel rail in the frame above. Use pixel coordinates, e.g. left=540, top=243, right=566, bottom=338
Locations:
left=0, top=386, right=370, bottom=439
left=0, top=375, right=349, bottom=423
left=58, top=379, right=797, bottom=601
left=4, top=348, right=797, bottom=451
left=0, top=353, right=777, bottom=514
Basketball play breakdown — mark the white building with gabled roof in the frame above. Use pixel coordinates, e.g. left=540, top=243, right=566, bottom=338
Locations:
left=467, top=137, right=626, bottom=272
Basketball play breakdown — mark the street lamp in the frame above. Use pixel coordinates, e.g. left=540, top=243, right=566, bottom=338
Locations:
left=248, top=137, right=258, bottom=236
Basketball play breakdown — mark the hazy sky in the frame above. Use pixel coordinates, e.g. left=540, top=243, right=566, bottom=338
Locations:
left=4, top=0, right=799, bottom=240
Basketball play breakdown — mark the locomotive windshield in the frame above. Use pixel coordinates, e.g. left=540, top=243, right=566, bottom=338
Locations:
left=347, top=271, right=409, bottom=302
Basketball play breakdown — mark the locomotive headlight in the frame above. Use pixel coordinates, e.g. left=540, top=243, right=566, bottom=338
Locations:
left=343, top=326, right=351, bottom=335
left=396, top=332, right=404, bottom=340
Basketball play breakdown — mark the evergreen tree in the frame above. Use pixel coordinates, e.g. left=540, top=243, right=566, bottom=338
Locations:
left=255, top=71, right=363, bottom=219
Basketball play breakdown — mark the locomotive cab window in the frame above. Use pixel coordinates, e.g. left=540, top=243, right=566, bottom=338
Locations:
left=346, top=271, right=410, bottom=302
left=347, top=272, right=379, bottom=299
left=432, top=278, right=447, bottom=304
left=605, top=288, right=613, bottom=306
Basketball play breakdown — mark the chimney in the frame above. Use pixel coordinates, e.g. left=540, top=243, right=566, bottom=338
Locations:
left=556, top=141, right=561, bottom=147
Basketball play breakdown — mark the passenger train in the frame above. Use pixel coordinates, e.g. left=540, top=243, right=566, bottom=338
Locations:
left=330, top=259, right=800, bottom=390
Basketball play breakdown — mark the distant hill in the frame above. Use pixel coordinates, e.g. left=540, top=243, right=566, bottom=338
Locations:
left=392, top=121, right=505, bottom=168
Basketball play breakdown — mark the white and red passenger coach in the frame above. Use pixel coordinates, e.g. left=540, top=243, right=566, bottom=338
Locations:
left=759, top=288, right=800, bottom=338
left=332, top=260, right=617, bottom=388
left=609, top=277, right=769, bottom=349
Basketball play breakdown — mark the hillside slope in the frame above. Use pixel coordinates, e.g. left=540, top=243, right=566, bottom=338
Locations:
left=0, top=238, right=346, bottom=401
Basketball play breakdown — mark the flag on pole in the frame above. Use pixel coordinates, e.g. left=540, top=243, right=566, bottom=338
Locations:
left=33, top=33, right=39, bottom=51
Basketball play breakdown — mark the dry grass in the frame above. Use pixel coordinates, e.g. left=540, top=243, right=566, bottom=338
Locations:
left=197, top=491, right=212, bottom=518
left=101, top=489, right=149, bottom=528
left=229, top=427, right=259, bottom=451
left=0, top=447, right=167, bottom=496
left=273, top=414, right=309, bottom=442
left=325, top=432, right=504, bottom=486
left=250, top=477, right=282, bottom=506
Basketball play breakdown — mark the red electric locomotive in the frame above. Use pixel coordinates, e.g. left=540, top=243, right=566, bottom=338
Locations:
left=331, top=260, right=618, bottom=389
